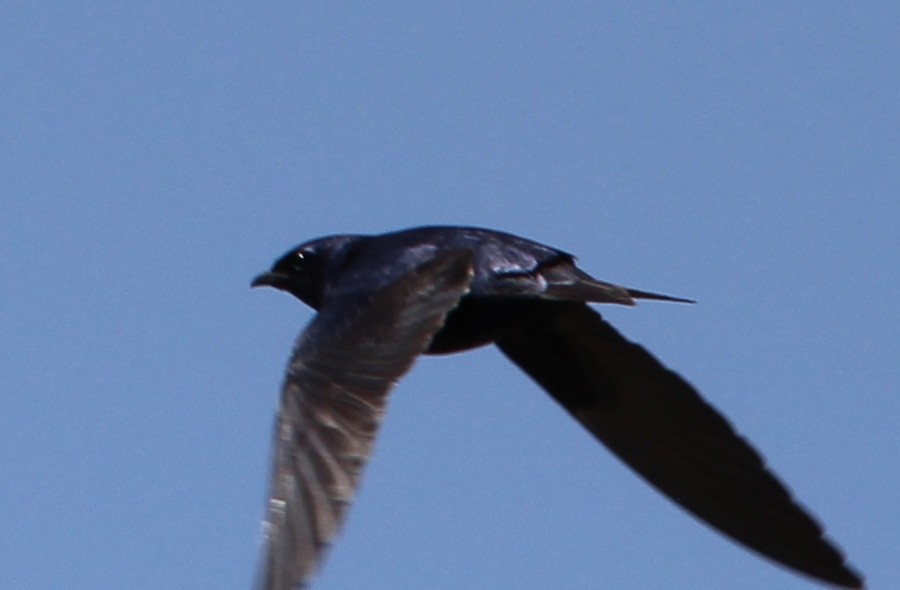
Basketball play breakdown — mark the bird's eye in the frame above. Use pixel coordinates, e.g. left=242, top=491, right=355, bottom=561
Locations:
left=290, top=248, right=317, bottom=273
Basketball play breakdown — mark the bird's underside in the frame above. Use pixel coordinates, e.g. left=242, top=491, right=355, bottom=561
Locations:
left=252, top=226, right=863, bottom=590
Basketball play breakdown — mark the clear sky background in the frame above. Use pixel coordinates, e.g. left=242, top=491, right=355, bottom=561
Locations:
left=2, top=4, right=897, bottom=590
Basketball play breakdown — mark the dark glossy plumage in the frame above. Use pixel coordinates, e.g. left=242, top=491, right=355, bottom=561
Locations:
left=252, top=226, right=863, bottom=589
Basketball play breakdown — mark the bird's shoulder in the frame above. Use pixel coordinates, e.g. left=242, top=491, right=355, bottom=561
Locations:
left=390, top=226, right=576, bottom=294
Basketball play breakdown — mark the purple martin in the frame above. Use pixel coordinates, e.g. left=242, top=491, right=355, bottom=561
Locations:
left=251, top=225, right=863, bottom=589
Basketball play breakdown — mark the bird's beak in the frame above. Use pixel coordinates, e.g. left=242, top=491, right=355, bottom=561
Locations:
left=251, top=272, right=286, bottom=289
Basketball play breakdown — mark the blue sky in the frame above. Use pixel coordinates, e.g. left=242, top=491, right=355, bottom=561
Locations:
left=2, top=4, right=897, bottom=589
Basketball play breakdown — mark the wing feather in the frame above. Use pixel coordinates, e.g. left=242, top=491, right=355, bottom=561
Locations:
left=258, top=251, right=474, bottom=590
left=496, top=302, right=862, bottom=589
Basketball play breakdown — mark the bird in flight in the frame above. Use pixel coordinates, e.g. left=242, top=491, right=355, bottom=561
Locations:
left=251, top=225, right=863, bottom=589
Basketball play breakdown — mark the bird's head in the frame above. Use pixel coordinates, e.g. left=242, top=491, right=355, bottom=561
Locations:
left=252, top=235, right=359, bottom=310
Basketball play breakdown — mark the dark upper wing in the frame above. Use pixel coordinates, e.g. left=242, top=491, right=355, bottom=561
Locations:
left=495, top=302, right=863, bottom=589
left=258, top=251, right=474, bottom=590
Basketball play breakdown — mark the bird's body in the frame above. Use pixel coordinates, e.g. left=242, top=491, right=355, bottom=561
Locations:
left=252, top=226, right=863, bottom=590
